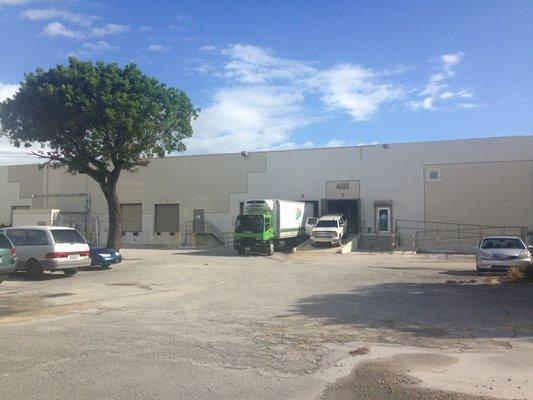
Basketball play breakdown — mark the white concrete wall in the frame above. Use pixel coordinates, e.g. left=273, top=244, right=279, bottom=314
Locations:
left=0, top=135, right=531, bottom=246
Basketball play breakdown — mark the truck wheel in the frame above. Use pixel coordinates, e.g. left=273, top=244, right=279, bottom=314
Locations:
left=267, top=241, right=275, bottom=256
left=63, top=269, right=78, bottom=277
left=237, top=249, right=245, bottom=255
left=26, top=260, right=44, bottom=280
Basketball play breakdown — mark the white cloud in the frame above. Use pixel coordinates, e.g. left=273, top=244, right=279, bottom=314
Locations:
left=139, top=25, right=152, bottom=32
left=42, top=21, right=129, bottom=40
left=411, top=97, right=435, bottom=110
left=413, top=51, right=475, bottom=111
left=91, top=23, right=129, bottom=37
left=203, top=44, right=316, bottom=84
left=186, top=86, right=314, bottom=153
left=192, top=44, right=479, bottom=153
left=0, top=0, right=31, bottom=5
left=309, top=64, right=403, bottom=121
left=0, top=83, right=42, bottom=165
left=43, top=21, right=84, bottom=39
left=22, top=8, right=99, bottom=27
left=0, top=82, right=19, bottom=101
left=442, top=52, right=464, bottom=69
left=458, top=102, right=480, bottom=109
left=82, top=40, right=115, bottom=52
left=149, top=44, right=171, bottom=52
left=0, top=145, right=39, bottom=165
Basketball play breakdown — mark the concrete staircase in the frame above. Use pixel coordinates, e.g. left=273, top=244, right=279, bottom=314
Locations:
left=358, top=234, right=393, bottom=252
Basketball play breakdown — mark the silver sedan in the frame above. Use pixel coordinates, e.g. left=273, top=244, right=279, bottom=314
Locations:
left=476, top=236, right=533, bottom=274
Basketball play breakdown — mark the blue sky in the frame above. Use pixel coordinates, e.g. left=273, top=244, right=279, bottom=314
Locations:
left=0, top=0, right=532, bottom=164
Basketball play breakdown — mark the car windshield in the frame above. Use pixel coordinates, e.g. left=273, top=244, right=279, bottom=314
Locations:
left=51, top=229, right=86, bottom=244
left=316, top=220, right=338, bottom=228
left=0, top=233, right=12, bottom=249
left=481, top=238, right=525, bottom=249
left=235, top=215, right=263, bottom=233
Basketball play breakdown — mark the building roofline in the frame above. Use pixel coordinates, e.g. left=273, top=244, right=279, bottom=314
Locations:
left=2, top=133, right=532, bottom=167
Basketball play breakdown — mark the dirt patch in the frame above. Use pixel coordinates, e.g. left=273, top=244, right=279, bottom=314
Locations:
left=349, top=347, right=370, bottom=356
left=106, top=282, right=153, bottom=290
left=41, top=292, right=75, bottom=298
left=0, top=292, right=88, bottom=324
left=321, top=359, right=501, bottom=400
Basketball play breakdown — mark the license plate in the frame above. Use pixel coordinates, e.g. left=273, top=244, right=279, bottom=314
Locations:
left=245, top=247, right=251, bottom=251
left=70, top=254, right=78, bottom=259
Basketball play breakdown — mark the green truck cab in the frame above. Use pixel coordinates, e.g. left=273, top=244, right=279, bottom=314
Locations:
left=234, top=199, right=314, bottom=256
left=234, top=212, right=275, bottom=255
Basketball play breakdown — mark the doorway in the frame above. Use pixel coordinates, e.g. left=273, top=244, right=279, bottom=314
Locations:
left=375, top=206, right=392, bottom=234
left=193, top=209, right=205, bottom=233
left=324, top=199, right=359, bottom=233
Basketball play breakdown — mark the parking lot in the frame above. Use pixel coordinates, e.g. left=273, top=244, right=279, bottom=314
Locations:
left=1, top=248, right=532, bottom=400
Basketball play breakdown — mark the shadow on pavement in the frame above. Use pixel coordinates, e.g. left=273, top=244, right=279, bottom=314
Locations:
left=438, top=269, right=480, bottom=277
left=5, top=271, right=68, bottom=281
left=292, top=282, right=533, bottom=339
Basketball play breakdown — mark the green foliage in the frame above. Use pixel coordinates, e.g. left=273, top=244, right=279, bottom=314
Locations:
left=0, top=57, right=198, bottom=182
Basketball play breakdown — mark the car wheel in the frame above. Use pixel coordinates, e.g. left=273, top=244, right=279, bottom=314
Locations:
left=63, top=269, right=78, bottom=277
left=267, top=241, right=275, bottom=256
left=26, top=259, right=44, bottom=280
left=311, top=242, right=317, bottom=247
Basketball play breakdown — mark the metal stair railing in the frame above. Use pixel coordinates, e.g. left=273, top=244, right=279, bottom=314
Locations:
left=185, top=221, right=234, bottom=245
left=394, top=219, right=529, bottom=252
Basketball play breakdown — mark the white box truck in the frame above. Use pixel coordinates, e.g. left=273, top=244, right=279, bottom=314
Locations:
left=234, top=199, right=314, bottom=255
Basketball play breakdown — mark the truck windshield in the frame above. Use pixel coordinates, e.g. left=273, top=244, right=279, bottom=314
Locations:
left=316, top=220, right=338, bottom=228
left=235, top=215, right=264, bottom=233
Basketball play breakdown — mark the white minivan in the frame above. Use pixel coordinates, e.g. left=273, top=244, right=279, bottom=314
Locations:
left=0, top=226, right=90, bottom=279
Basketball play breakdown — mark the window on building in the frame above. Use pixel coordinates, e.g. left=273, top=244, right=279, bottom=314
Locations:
left=154, top=204, right=179, bottom=232
left=427, top=169, right=441, bottom=182
left=121, top=204, right=142, bottom=232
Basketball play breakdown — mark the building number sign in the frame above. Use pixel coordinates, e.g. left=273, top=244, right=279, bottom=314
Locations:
left=336, top=182, right=350, bottom=190
left=326, top=180, right=360, bottom=199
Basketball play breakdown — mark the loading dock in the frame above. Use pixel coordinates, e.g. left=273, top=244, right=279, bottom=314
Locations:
left=325, top=199, right=359, bottom=233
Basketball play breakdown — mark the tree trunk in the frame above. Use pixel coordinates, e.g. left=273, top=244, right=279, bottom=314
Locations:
left=102, top=180, right=121, bottom=249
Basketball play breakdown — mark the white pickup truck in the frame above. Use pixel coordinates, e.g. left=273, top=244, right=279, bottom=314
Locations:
left=310, top=214, right=347, bottom=247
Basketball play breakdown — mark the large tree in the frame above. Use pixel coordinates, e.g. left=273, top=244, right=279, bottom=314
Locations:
left=0, top=58, right=198, bottom=248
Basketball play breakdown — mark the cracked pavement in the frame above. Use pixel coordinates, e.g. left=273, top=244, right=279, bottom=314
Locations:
left=0, top=248, right=532, bottom=399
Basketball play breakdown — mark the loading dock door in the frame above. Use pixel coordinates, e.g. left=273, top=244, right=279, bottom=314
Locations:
left=325, top=199, right=359, bottom=233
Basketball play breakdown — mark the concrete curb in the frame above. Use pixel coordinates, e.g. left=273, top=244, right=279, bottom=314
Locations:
left=337, top=234, right=359, bottom=254
left=293, top=238, right=311, bottom=252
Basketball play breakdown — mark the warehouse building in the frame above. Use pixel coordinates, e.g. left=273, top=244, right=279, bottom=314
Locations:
left=0, top=135, right=531, bottom=249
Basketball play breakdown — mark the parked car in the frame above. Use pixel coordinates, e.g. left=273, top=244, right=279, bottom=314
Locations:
left=88, top=242, right=122, bottom=268
left=0, top=226, right=90, bottom=279
left=476, top=236, right=533, bottom=275
left=0, top=233, right=17, bottom=284
left=310, top=215, right=347, bottom=247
